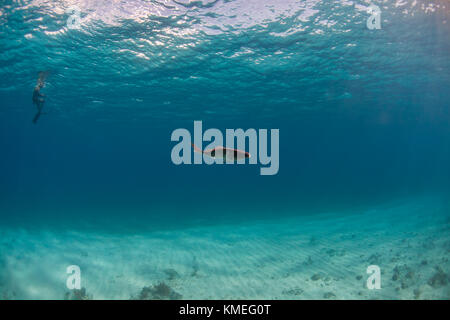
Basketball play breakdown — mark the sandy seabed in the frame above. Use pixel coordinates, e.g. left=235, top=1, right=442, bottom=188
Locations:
left=0, top=198, right=449, bottom=300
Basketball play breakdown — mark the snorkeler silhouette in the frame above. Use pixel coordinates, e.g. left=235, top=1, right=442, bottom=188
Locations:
left=32, top=71, right=49, bottom=124
left=192, top=144, right=251, bottom=161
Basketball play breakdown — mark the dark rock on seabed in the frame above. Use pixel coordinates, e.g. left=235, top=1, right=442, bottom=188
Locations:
left=132, top=282, right=182, bottom=300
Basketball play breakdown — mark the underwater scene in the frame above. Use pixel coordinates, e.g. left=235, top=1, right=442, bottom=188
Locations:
left=0, top=0, right=449, bottom=300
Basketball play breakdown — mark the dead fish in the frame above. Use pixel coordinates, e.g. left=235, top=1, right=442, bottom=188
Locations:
left=192, top=144, right=251, bottom=161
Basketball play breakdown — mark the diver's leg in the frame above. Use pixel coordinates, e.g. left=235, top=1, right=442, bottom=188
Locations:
left=32, top=111, right=41, bottom=124
left=32, top=102, right=43, bottom=124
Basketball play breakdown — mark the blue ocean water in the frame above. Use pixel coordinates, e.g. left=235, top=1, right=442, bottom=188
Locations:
left=0, top=0, right=449, bottom=300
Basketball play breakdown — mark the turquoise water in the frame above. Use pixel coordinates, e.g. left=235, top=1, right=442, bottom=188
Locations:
left=0, top=0, right=449, bottom=299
